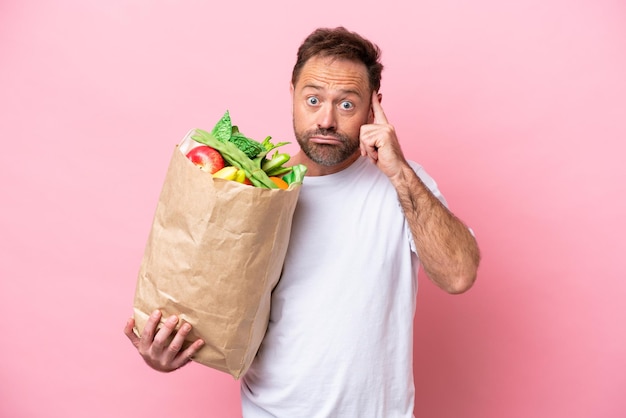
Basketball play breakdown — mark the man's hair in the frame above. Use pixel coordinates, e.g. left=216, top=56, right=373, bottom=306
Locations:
left=291, top=27, right=383, bottom=92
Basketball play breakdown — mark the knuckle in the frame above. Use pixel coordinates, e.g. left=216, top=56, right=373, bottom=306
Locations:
left=138, top=348, right=151, bottom=360
left=168, top=341, right=183, bottom=353
left=141, top=326, right=155, bottom=340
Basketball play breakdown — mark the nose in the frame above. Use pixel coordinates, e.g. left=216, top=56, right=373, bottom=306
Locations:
left=317, top=104, right=336, bottom=130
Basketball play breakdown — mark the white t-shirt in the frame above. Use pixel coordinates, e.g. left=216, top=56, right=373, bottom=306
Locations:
left=241, top=156, right=446, bottom=418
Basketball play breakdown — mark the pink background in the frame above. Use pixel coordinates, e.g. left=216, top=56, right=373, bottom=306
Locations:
left=1, top=0, right=625, bottom=417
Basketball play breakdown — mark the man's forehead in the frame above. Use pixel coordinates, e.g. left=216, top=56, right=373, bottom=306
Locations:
left=296, top=56, right=369, bottom=94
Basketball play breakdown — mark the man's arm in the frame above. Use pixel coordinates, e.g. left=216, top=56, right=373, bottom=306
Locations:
left=390, top=164, right=480, bottom=293
left=360, top=92, right=480, bottom=293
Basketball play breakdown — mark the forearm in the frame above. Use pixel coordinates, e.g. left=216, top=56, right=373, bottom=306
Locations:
left=390, top=163, right=480, bottom=294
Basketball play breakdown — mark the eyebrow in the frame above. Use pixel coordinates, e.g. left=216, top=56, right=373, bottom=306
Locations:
left=301, top=84, right=364, bottom=98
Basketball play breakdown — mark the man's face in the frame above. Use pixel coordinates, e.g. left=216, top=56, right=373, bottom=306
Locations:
left=291, top=56, right=372, bottom=167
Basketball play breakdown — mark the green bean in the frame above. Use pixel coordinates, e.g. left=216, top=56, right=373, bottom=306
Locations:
left=191, top=129, right=277, bottom=189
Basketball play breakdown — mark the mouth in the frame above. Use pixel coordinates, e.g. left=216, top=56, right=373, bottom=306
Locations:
left=310, top=136, right=343, bottom=145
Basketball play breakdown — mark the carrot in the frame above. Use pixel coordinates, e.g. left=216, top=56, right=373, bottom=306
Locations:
left=269, top=176, right=289, bottom=190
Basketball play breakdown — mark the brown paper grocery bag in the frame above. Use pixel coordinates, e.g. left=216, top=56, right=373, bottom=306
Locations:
left=132, top=135, right=300, bottom=379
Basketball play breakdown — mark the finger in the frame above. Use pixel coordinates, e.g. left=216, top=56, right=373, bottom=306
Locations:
left=124, top=317, right=140, bottom=348
left=366, top=147, right=378, bottom=163
left=152, top=314, right=179, bottom=349
left=163, top=321, right=192, bottom=362
left=361, top=142, right=379, bottom=163
left=371, top=91, right=388, bottom=124
left=359, top=135, right=368, bottom=157
left=138, top=309, right=162, bottom=350
left=174, top=338, right=205, bottom=369
left=359, top=125, right=379, bottom=162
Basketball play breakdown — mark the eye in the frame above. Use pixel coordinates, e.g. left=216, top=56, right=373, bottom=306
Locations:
left=306, top=96, right=319, bottom=106
left=339, top=100, right=354, bottom=110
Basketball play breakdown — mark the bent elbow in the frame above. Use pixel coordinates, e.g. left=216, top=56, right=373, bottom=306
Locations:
left=431, top=265, right=478, bottom=294
left=448, top=249, right=481, bottom=294
left=425, top=249, right=481, bottom=294
left=445, top=272, right=477, bottom=294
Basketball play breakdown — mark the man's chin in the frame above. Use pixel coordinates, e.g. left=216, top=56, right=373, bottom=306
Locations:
left=303, top=146, right=359, bottom=167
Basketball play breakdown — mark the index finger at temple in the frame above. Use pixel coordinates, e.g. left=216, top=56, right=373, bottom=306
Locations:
left=371, top=91, right=388, bottom=124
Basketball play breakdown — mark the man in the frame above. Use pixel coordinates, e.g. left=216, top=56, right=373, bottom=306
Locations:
left=125, top=27, right=480, bottom=417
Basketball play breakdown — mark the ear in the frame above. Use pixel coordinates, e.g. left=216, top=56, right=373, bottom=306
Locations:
left=290, top=82, right=295, bottom=95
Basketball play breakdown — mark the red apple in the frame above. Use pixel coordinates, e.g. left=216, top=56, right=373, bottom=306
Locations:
left=186, top=146, right=225, bottom=174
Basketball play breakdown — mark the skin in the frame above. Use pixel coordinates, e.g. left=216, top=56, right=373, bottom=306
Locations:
left=290, top=56, right=369, bottom=175
left=291, top=56, right=479, bottom=291
left=363, top=94, right=480, bottom=293
left=124, top=54, right=480, bottom=372
left=124, top=310, right=203, bottom=372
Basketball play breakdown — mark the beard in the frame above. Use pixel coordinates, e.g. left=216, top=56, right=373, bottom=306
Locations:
left=294, top=125, right=360, bottom=167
